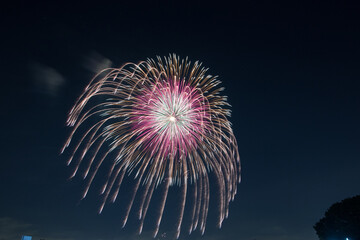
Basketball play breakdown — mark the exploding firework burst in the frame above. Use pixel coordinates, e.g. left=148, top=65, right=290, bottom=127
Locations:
left=62, top=54, right=240, bottom=238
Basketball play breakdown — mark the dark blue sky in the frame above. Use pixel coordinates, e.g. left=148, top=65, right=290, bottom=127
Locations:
left=1, top=1, right=360, bottom=240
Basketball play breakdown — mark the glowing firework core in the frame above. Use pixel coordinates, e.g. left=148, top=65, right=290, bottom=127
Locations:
left=132, top=79, right=207, bottom=157
left=169, top=116, right=176, bottom=122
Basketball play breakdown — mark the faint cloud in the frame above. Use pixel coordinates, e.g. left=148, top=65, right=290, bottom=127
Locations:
left=0, top=217, right=36, bottom=240
left=0, top=217, right=81, bottom=240
left=82, top=51, right=112, bottom=74
left=29, top=62, right=66, bottom=97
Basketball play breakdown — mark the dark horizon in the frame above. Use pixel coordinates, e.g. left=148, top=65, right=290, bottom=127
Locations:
left=1, top=1, right=360, bottom=240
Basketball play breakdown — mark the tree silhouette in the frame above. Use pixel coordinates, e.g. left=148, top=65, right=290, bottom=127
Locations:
left=314, top=195, right=360, bottom=240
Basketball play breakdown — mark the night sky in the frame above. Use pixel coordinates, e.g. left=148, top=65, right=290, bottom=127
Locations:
left=1, top=1, right=360, bottom=240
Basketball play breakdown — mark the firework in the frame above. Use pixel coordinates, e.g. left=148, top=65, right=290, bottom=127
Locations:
left=62, top=54, right=240, bottom=238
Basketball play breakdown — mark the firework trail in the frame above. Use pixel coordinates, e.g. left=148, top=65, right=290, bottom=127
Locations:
left=62, top=54, right=240, bottom=238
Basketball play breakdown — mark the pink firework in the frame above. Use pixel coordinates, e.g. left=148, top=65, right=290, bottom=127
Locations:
left=62, top=54, right=240, bottom=238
